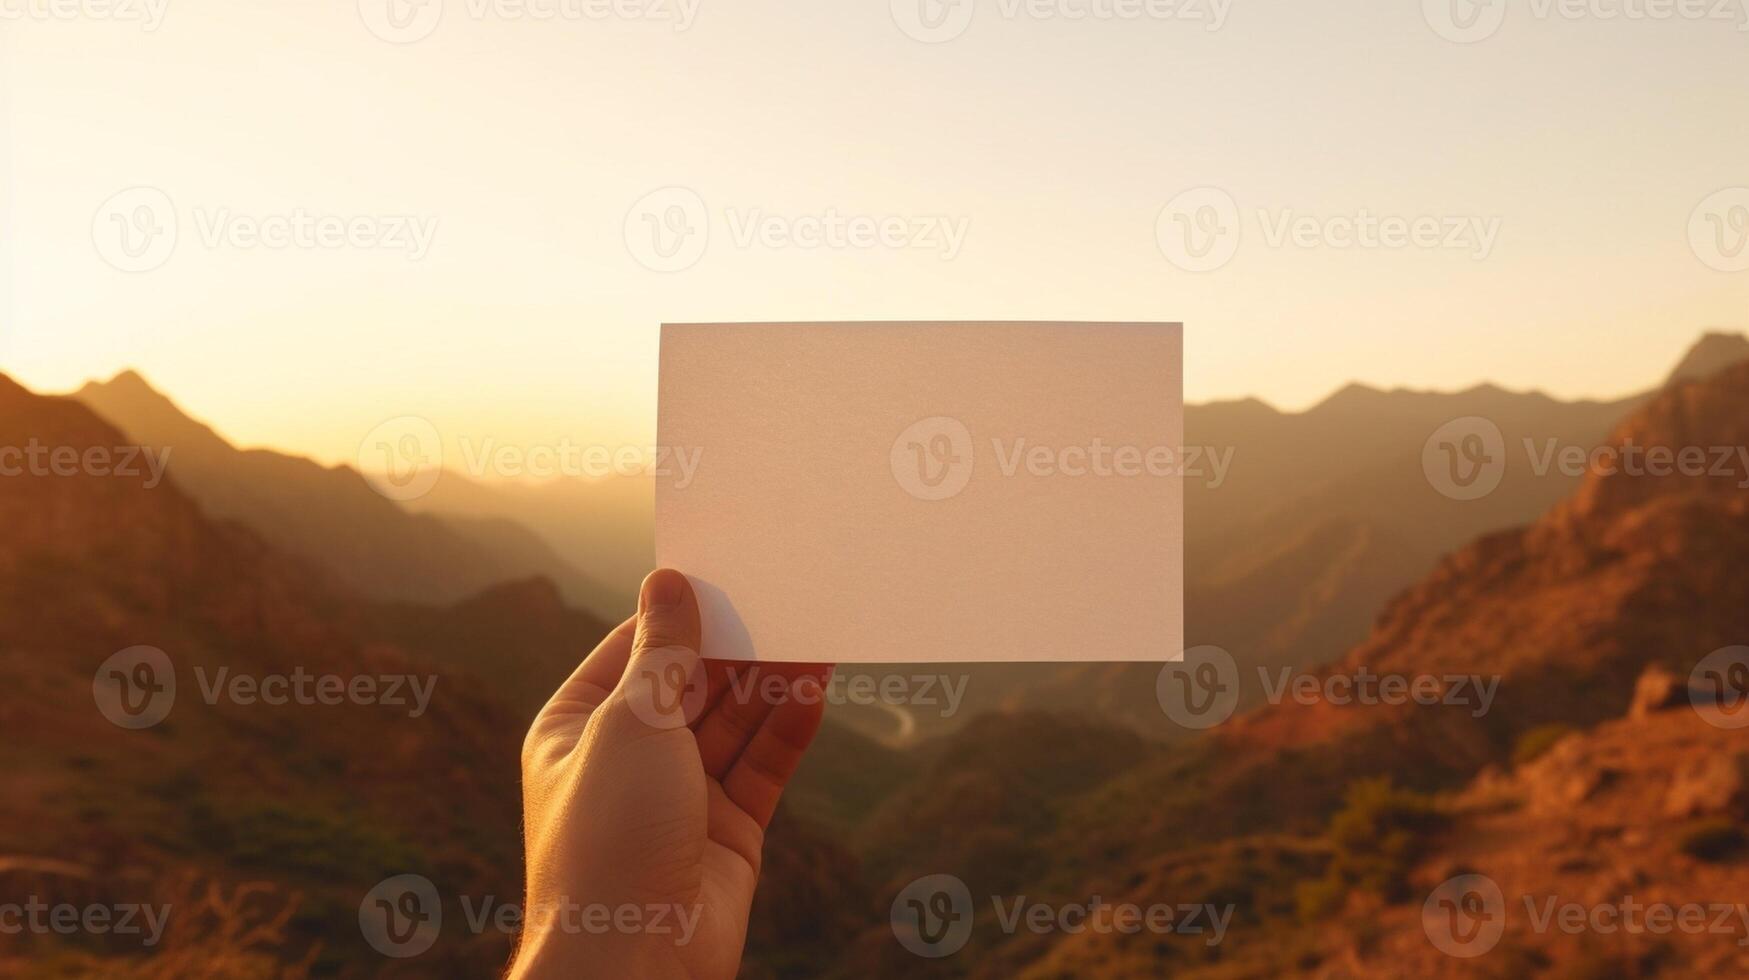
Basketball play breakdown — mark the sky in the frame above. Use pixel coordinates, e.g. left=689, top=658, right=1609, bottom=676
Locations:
left=2, top=0, right=1746, bottom=468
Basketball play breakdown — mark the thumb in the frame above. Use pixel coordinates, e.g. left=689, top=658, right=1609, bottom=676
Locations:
left=597, top=569, right=708, bottom=735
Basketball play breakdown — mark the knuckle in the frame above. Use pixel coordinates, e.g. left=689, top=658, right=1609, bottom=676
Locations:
left=634, top=610, right=697, bottom=655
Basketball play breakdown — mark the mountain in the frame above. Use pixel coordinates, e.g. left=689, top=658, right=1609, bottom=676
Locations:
left=0, top=374, right=529, bottom=975
left=13, top=340, right=1749, bottom=975
left=72, top=371, right=624, bottom=618
left=402, top=468, right=652, bottom=614
left=63, top=332, right=1749, bottom=751
left=403, top=329, right=1738, bottom=746
left=1325, top=683, right=1749, bottom=978
left=0, top=373, right=849, bottom=977
left=805, top=356, right=1749, bottom=977
left=1666, top=329, right=1749, bottom=385
left=947, top=333, right=1746, bottom=738
left=348, top=575, right=614, bottom=719
left=1081, top=357, right=1749, bottom=855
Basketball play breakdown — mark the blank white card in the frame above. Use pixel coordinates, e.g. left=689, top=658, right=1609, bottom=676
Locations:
left=655, top=322, right=1183, bottom=663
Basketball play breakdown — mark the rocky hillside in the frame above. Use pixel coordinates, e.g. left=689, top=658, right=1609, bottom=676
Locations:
left=807, top=358, right=1749, bottom=978
left=0, top=375, right=851, bottom=977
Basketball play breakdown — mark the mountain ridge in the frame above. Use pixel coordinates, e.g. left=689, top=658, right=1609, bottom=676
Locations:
left=70, top=371, right=624, bottom=618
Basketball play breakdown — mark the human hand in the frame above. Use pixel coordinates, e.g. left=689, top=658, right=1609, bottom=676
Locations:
left=510, top=568, right=829, bottom=979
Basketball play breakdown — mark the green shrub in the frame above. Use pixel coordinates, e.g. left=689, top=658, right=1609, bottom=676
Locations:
left=1512, top=724, right=1575, bottom=768
left=1297, top=778, right=1447, bottom=921
left=181, top=794, right=431, bottom=881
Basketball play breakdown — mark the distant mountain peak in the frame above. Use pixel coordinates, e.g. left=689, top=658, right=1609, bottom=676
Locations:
left=1565, top=358, right=1749, bottom=521
left=74, top=368, right=230, bottom=452
left=106, top=367, right=151, bottom=386
left=1666, top=330, right=1749, bottom=386
left=1307, top=382, right=1389, bottom=414
left=77, top=367, right=161, bottom=399
left=1330, top=381, right=1385, bottom=400
left=1460, top=381, right=1509, bottom=397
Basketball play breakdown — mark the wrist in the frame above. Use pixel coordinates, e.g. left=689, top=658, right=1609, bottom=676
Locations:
left=507, top=926, right=674, bottom=980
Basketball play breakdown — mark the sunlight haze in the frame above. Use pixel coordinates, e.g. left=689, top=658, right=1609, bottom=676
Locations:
left=2, top=0, right=1745, bottom=466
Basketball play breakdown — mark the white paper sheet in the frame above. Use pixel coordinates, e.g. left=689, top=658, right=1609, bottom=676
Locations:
left=656, top=322, right=1183, bottom=663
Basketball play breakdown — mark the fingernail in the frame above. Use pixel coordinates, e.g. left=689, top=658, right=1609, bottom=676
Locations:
left=641, top=569, right=685, bottom=610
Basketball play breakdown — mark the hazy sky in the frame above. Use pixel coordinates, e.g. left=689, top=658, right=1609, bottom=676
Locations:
left=2, top=0, right=1746, bottom=467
